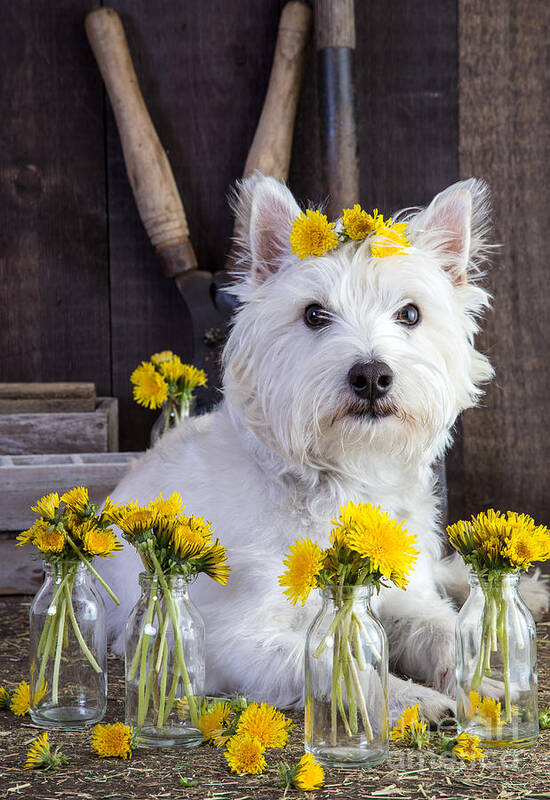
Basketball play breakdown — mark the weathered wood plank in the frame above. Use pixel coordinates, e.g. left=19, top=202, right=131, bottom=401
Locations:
left=0, top=1, right=111, bottom=396
left=0, top=383, right=96, bottom=414
left=0, top=537, right=44, bottom=595
left=0, top=398, right=118, bottom=456
left=459, top=0, right=550, bottom=524
left=0, top=451, right=140, bottom=531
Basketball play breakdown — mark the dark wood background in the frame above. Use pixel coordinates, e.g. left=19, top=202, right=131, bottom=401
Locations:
left=1, top=0, right=548, bottom=526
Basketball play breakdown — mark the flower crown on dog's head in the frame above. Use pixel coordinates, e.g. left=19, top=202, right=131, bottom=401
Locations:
left=289, top=204, right=412, bottom=260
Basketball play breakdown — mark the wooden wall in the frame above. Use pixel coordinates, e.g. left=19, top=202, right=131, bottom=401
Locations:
left=0, top=1, right=548, bottom=526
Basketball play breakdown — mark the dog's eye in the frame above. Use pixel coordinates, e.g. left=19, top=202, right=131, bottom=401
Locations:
left=395, top=303, right=420, bottom=326
left=304, top=304, right=330, bottom=328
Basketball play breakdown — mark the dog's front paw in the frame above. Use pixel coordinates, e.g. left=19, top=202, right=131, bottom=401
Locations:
left=389, top=674, right=455, bottom=726
left=519, top=569, right=549, bottom=621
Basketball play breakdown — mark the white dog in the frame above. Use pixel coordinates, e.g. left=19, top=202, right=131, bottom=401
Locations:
left=100, top=175, right=547, bottom=721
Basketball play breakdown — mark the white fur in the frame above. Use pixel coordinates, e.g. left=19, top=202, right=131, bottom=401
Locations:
left=99, top=175, right=544, bottom=723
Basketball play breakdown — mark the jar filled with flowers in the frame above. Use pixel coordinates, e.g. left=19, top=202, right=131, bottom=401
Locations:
left=130, top=350, right=207, bottom=445
left=111, top=492, right=230, bottom=748
left=448, top=509, right=550, bottom=747
left=17, top=488, right=122, bottom=729
left=279, top=501, right=418, bottom=768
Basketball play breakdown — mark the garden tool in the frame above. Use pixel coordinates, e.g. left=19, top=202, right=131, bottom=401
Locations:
left=85, top=3, right=311, bottom=407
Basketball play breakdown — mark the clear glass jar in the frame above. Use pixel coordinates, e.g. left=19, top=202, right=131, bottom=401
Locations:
left=29, top=561, right=107, bottom=729
left=150, top=396, right=193, bottom=446
left=305, top=585, right=389, bottom=768
left=456, top=571, right=538, bottom=747
left=125, top=572, right=204, bottom=748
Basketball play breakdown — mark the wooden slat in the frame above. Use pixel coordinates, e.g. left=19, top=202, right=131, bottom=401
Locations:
left=0, top=537, right=44, bottom=595
left=459, top=0, right=550, bottom=525
left=106, top=0, right=282, bottom=451
left=0, top=382, right=96, bottom=413
left=0, top=1, right=111, bottom=396
left=0, top=451, right=140, bottom=531
left=0, top=398, right=118, bottom=456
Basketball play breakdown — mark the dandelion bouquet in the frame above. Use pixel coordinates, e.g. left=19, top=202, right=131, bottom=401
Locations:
left=448, top=509, right=550, bottom=743
left=114, top=492, right=229, bottom=744
left=280, top=502, right=418, bottom=765
left=131, top=351, right=206, bottom=442
left=17, top=488, right=121, bottom=724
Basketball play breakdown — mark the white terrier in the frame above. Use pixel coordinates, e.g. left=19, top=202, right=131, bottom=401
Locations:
left=101, top=175, right=547, bottom=721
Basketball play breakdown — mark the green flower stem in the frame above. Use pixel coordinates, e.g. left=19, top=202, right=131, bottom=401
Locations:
left=313, top=599, right=352, bottom=658
left=352, top=611, right=381, bottom=661
left=507, top=584, right=525, bottom=649
left=65, top=536, right=120, bottom=606
left=127, top=624, right=145, bottom=682
left=37, top=576, right=68, bottom=658
left=346, top=639, right=374, bottom=742
left=498, top=595, right=512, bottom=722
left=157, top=636, right=169, bottom=729
left=341, top=637, right=358, bottom=734
left=352, top=619, right=367, bottom=670
left=147, top=547, right=198, bottom=726
left=35, top=571, right=73, bottom=695
left=330, top=626, right=339, bottom=746
left=163, top=663, right=180, bottom=722
left=155, top=605, right=170, bottom=673
left=137, top=575, right=158, bottom=727
left=51, top=595, right=67, bottom=705
left=63, top=581, right=102, bottom=673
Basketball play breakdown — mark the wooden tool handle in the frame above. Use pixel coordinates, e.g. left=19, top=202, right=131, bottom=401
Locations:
left=243, top=1, right=312, bottom=180
left=85, top=7, right=197, bottom=276
left=314, top=0, right=358, bottom=218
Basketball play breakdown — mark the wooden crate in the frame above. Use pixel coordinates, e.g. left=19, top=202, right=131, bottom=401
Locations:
left=0, top=451, right=142, bottom=594
left=0, top=451, right=140, bottom=531
left=0, top=397, right=118, bottom=455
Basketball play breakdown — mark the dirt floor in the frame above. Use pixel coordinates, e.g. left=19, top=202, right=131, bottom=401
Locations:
left=0, top=596, right=548, bottom=800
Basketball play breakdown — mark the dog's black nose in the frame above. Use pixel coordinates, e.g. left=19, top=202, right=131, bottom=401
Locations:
left=348, top=361, right=394, bottom=400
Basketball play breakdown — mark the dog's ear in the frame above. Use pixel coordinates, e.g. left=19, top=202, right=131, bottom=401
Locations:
left=409, top=179, right=491, bottom=284
left=232, top=172, right=301, bottom=283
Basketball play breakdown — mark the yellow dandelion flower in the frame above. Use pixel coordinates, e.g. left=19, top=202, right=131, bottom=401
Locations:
left=149, top=491, right=184, bottom=518
left=151, top=350, right=174, bottom=365
left=100, top=497, right=126, bottom=526
left=24, top=732, right=67, bottom=771
left=198, top=700, right=232, bottom=744
left=289, top=209, right=338, bottom=259
left=178, top=364, right=207, bottom=390
left=279, top=537, right=324, bottom=606
left=409, top=719, right=430, bottom=749
left=131, top=362, right=168, bottom=410
left=0, top=686, right=10, bottom=708
left=81, top=521, right=122, bottom=558
left=91, top=722, right=135, bottom=759
left=236, top=702, right=293, bottom=748
left=371, top=222, right=411, bottom=258
left=60, top=486, right=90, bottom=515
left=31, top=492, right=60, bottom=520
left=390, top=704, right=420, bottom=742
left=33, top=525, right=67, bottom=554
left=118, top=509, right=154, bottom=537
left=452, top=731, right=486, bottom=761
left=342, top=205, right=387, bottom=240
left=16, top=519, right=49, bottom=547
left=294, top=752, right=325, bottom=790
left=334, top=502, right=418, bottom=588
left=224, top=733, right=266, bottom=775
left=477, top=696, right=502, bottom=728
left=10, top=681, right=31, bottom=716
left=196, top=541, right=231, bottom=585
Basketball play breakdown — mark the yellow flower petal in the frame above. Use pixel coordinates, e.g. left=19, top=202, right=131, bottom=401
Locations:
left=91, top=722, right=135, bottom=759
left=224, top=733, right=266, bottom=774
left=279, top=537, right=324, bottom=606
left=236, top=702, right=293, bottom=748
left=289, top=209, right=338, bottom=259
left=131, top=362, right=168, bottom=410
left=295, top=752, right=325, bottom=790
